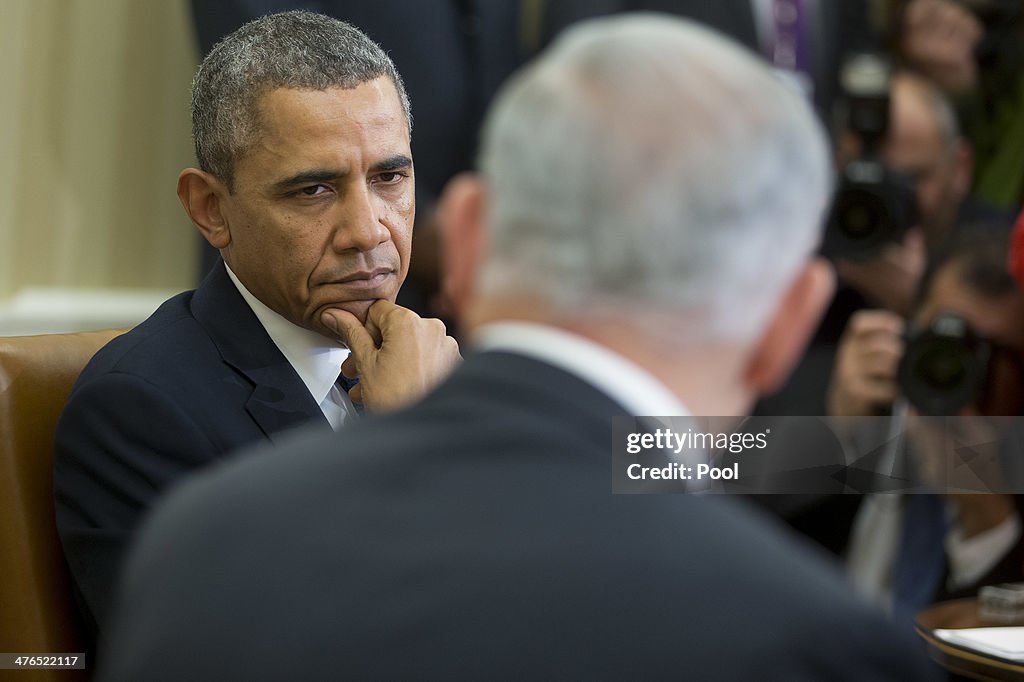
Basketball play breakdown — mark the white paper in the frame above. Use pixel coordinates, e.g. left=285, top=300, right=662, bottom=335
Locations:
left=933, top=627, right=1024, bottom=662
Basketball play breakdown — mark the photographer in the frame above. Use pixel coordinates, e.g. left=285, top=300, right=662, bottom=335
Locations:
left=829, top=230, right=1024, bottom=617
left=829, top=69, right=975, bottom=317
left=758, top=68, right=976, bottom=416
left=895, top=0, right=1024, bottom=210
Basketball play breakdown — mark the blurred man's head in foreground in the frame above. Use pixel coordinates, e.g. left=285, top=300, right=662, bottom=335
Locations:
left=441, top=14, right=837, bottom=411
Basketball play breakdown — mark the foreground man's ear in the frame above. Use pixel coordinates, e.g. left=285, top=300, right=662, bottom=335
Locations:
left=744, top=257, right=835, bottom=395
left=438, top=173, right=488, bottom=320
left=177, top=168, right=232, bottom=249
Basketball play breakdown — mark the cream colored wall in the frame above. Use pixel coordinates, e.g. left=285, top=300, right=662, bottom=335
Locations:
left=0, top=0, right=199, bottom=301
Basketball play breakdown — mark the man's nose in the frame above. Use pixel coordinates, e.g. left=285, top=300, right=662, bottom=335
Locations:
left=331, top=186, right=389, bottom=252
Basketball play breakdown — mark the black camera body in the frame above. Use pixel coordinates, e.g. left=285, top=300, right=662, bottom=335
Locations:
left=898, top=312, right=993, bottom=416
left=825, top=159, right=918, bottom=260
left=822, top=53, right=918, bottom=261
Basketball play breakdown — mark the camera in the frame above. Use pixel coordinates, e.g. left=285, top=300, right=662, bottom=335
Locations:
left=898, top=312, right=992, bottom=415
left=822, top=53, right=918, bottom=261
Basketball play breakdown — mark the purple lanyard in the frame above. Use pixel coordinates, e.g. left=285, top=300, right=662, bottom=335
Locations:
left=770, top=0, right=810, bottom=74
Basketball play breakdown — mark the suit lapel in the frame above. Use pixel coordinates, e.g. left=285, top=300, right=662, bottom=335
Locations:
left=190, top=262, right=328, bottom=441
left=242, top=369, right=330, bottom=443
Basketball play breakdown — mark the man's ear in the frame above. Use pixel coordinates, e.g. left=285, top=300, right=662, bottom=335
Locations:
left=177, top=168, right=231, bottom=249
left=743, top=257, right=835, bottom=396
left=438, top=173, right=487, bottom=320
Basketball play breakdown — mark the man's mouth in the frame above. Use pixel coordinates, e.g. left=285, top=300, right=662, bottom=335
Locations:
left=331, top=269, right=394, bottom=290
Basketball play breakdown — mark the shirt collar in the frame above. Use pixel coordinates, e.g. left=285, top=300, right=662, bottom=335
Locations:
left=472, top=321, right=690, bottom=417
left=224, top=264, right=349, bottom=405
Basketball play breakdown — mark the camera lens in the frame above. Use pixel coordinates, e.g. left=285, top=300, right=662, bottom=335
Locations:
left=915, top=342, right=968, bottom=391
left=822, top=162, right=916, bottom=261
left=899, top=313, right=991, bottom=415
left=835, top=187, right=888, bottom=239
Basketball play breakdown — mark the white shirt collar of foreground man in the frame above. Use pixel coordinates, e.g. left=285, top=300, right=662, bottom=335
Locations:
left=225, top=263, right=356, bottom=429
left=473, top=321, right=690, bottom=418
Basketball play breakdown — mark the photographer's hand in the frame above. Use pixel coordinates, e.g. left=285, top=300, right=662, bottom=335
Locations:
left=828, top=310, right=906, bottom=417
left=836, top=228, right=926, bottom=318
left=901, top=0, right=983, bottom=94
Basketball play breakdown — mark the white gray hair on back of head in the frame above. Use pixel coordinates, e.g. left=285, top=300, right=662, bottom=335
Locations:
left=477, top=13, right=833, bottom=343
left=191, top=10, right=412, bottom=190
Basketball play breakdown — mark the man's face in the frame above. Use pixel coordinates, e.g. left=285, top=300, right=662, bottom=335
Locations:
left=219, top=78, right=414, bottom=337
left=916, top=263, right=1024, bottom=415
left=884, top=79, right=969, bottom=247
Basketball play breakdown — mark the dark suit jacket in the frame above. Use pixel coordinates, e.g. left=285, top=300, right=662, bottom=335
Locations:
left=53, top=262, right=330, bottom=634
left=102, top=350, right=939, bottom=681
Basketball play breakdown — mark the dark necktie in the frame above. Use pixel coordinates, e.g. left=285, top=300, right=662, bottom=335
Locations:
left=891, top=493, right=949, bottom=621
left=337, top=373, right=364, bottom=415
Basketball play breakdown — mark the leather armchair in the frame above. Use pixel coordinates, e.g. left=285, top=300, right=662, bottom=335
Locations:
left=0, top=330, right=124, bottom=680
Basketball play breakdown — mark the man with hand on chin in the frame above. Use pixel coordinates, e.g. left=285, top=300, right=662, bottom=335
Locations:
left=53, top=11, right=459, bottom=638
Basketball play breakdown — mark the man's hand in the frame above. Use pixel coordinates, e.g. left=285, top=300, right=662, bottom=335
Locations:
left=951, top=494, right=1016, bottom=538
left=827, top=310, right=906, bottom=417
left=901, top=0, right=983, bottom=94
left=322, top=300, right=461, bottom=413
left=835, top=229, right=926, bottom=318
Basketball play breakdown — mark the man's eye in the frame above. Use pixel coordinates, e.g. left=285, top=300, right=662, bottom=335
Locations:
left=298, top=184, right=330, bottom=197
left=375, top=172, right=405, bottom=184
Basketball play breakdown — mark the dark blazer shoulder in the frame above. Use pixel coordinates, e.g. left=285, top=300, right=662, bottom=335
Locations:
left=69, top=262, right=326, bottom=442
left=78, top=290, right=208, bottom=379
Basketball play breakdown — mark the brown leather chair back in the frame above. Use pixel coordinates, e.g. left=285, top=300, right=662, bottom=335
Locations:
left=0, top=329, right=124, bottom=680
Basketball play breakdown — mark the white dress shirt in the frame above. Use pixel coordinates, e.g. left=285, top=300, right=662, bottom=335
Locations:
left=847, top=492, right=1022, bottom=611
left=225, top=265, right=358, bottom=429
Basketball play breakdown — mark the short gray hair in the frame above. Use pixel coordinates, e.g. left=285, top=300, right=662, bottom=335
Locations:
left=477, top=14, right=833, bottom=342
left=191, top=10, right=412, bottom=189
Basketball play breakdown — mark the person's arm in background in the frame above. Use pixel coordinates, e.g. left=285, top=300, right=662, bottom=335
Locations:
left=941, top=495, right=1023, bottom=597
